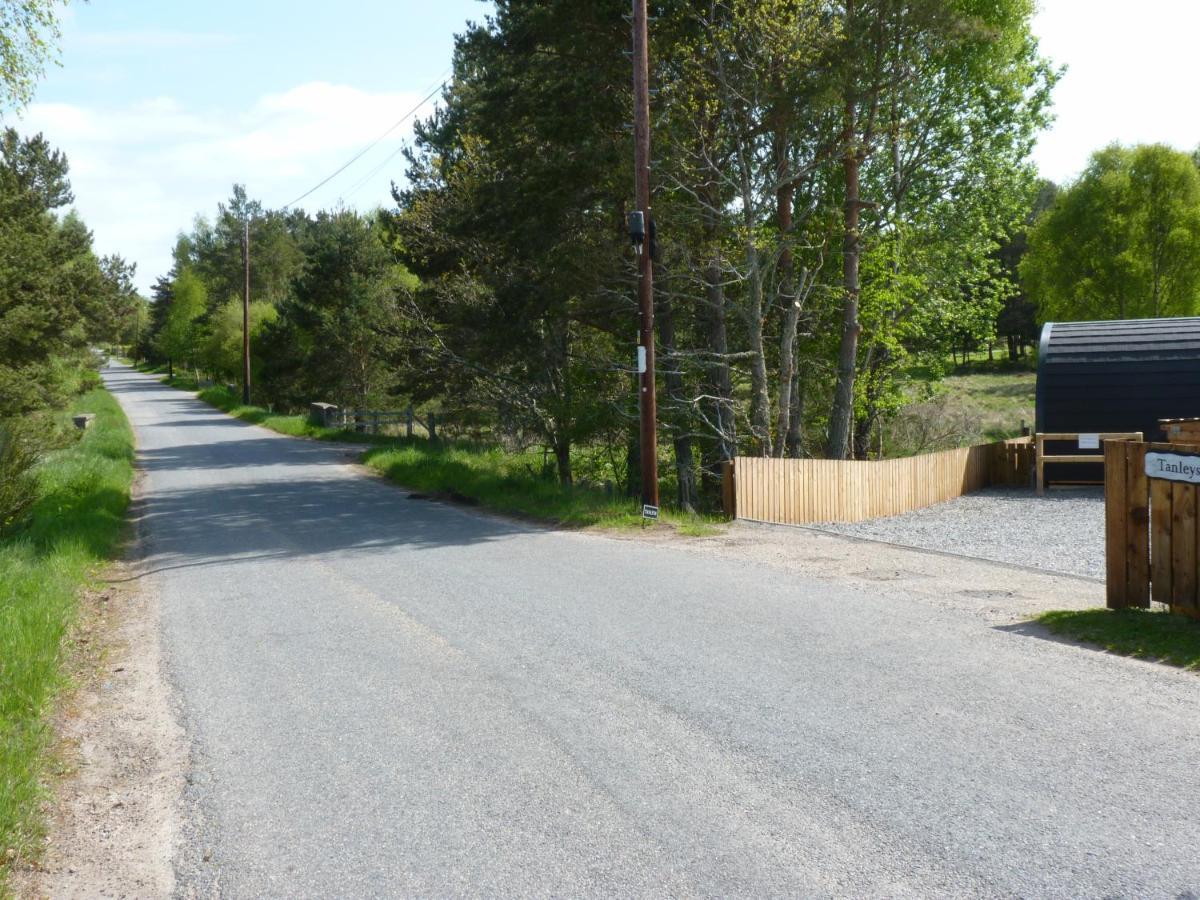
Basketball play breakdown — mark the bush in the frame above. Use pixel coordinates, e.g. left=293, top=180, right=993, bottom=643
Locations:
left=0, top=421, right=43, bottom=535
left=77, top=369, right=102, bottom=394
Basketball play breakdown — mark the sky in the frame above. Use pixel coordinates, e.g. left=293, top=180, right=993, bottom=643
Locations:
left=9, top=0, right=1200, bottom=294
left=13, top=0, right=494, bottom=292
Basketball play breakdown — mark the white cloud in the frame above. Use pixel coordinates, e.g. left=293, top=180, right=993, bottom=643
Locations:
left=18, top=82, right=437, bottom=293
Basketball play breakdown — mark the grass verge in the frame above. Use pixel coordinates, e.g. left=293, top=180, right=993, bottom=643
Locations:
left=132, top=365, right=723, bottom=534
left=360, top=442, right=722, bottom=532
left=0, top=388, right=134, bottom=883
left=1037, top=608, right=1200, bottom=671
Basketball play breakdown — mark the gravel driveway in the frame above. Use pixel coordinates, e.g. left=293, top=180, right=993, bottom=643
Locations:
left=816, top=485, right=1105, bottom=579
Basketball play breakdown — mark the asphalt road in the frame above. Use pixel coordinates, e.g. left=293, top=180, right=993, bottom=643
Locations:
left=105, top=363, right=1200, bottom=898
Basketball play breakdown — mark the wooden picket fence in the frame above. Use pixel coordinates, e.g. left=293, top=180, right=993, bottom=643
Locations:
left=724, top=437, right=1033, bottom=525
left=1105, top=439, right=1200, bottom=618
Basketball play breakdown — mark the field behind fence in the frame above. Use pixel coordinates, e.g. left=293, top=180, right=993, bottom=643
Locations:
left=726, top=438, right=1033, bottom=525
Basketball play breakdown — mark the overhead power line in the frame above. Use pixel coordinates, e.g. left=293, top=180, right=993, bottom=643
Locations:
left=281, top=72, right=450, bottom=210
left=344, top=140, right=409, bottom=200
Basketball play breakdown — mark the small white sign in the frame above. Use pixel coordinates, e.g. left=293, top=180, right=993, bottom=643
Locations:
left=1078, top=433, right=1100, bottom=450
left=637, top=345, right=647, bottom=374
left=1145, top=451, right=1200, bottom=484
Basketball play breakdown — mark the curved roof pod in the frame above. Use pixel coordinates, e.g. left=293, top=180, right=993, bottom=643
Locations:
left=1037, top=317, right=1200, bottom=441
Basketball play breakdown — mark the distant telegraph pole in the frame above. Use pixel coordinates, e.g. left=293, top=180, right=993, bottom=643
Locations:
left=242, top=218, right=252, bottom=405
left=631, top=0, right=659, bottom=509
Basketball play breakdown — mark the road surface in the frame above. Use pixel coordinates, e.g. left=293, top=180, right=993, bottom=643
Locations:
left=106, top=363, right=1200, bottom=898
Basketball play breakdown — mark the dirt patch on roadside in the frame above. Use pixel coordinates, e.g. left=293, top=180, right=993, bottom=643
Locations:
left=613, top=519, right=1104, bottom=624
left=11, top=492, right=186, bottom=899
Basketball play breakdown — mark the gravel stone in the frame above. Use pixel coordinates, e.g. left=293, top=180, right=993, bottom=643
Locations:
left=815, top=485, right=1105, bottom=579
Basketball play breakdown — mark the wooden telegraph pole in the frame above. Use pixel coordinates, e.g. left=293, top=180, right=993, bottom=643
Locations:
left=632, top=0, right=659, bottom=509
left=242, top=219, right=251, bottom=405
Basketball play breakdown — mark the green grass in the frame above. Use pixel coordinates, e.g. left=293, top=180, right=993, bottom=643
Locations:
left=196, top=386, right=401, bottom=445
left=1038, top=608, right=1200, bottom=670
left=940, top=370, right=1037, bottom=442
left=0, top=389, right=134, bottom=883
left=360, top=442, right=722, bottom=531
left=889, top=361, right=1036, bottom=455
left=133, top=364, right=723, bottom=534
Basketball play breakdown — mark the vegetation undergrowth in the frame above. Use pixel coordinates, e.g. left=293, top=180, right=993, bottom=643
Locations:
left=360, top=442, right=722, bottom=532
left=0, top=388, right=134, bottom=884
left=886, top=360, right=1037, bottom=455
left=1037, top=608, right=1200, bottom=671
left=134, top=364, right=723, bottom=534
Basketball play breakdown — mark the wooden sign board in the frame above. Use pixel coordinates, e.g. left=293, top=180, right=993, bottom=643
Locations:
left=1145, top=451, right=1200, bottom=484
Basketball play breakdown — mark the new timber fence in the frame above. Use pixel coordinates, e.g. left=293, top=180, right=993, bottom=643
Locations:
left=724, top=437, right=1033, bottom=525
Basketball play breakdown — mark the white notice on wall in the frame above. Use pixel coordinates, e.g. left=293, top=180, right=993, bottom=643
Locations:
left=1078, top=434, right=1100, bottom=450
left=1145, top=451, right=1200, bottom=484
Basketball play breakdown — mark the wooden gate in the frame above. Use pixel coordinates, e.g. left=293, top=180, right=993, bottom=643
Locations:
left=1105, top=440, right=1200, bottom=618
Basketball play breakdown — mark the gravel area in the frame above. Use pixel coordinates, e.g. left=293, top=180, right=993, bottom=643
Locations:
left=815, top=485, right=1105, bottom=579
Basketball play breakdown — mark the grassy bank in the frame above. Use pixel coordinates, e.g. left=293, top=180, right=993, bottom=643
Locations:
left=1038, top=608, right=1200, bottom=670
left=359, top=442, right=718, bottom=532
left=888, top=361, right=1036, bottom=455
left=135, top=366, right=721, bottom=534
left=0, top=388, right=134, bottom=881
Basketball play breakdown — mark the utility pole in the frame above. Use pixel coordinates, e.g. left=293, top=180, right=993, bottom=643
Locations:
left=632, top=0, right=659, bottom=509
left=242, top=218, right=251, bottom=405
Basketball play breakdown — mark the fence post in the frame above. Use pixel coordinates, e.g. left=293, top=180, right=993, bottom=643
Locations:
left=428, top=413, right=437, bottom=442
left=1105, top=440, right=1127, bottom=608
left=722, top=459, right=736, bottom=519
left=406, top=404, right=414, bottom=439
left=372, top=411, right=380, bottom=435
left=1126, top=442, right=1151, bottom=607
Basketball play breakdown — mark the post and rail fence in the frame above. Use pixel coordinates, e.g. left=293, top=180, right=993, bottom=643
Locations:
left=1034, top=432, right=1143, bottom=495
left=309, top=403, right=441, bottom=439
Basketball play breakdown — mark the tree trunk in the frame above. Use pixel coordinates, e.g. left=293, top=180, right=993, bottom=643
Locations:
left=554, top=437, right=572, bottom=487
left=625, top=421, right=641, bottom=498
left=826, top=117, right=863, bottom=459
left=705, top=220, right=735, bottom=466
left=773, top=169, right=800, bottom=457
left=739, top=178, right=772, bottom=456
left=786, top=366, right=805, bottom=457
left=702, top=243, right=736, bottom=501
left=657, top=287, right=698, bottom=512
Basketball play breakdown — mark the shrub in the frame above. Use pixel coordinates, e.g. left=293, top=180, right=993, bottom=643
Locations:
left=0, top=421, right=43, bottom=535
left=77, top=369, right=102, bottom=394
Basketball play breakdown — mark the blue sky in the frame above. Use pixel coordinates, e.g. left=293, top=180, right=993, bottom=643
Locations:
left=10, top=0, right=1200, bottom=293
left=17, top=1, right=493, bottom=291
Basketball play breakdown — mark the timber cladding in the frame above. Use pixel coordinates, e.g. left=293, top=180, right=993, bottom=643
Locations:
left=726, top=438, right=1032, bottom=525
left=1106, top=440, right=1200, bottom=619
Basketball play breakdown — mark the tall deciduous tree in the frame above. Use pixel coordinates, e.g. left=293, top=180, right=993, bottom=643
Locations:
left=0, top=0, right=69, bottom=112
left=825, top=0, right=1054, bottom=458
left=156, top=268, right=206, bottom=377
left=1024, top=144, right=1200, bottom=322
